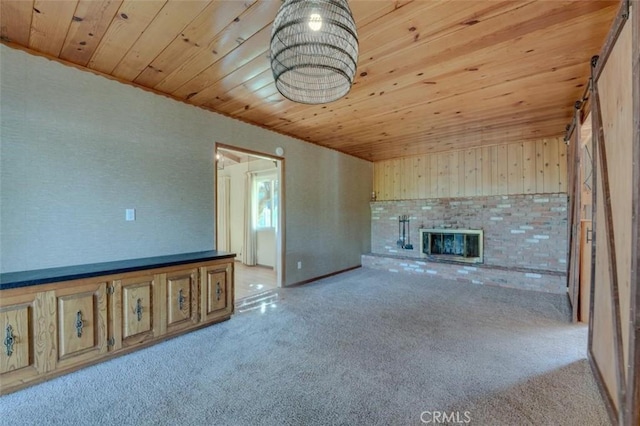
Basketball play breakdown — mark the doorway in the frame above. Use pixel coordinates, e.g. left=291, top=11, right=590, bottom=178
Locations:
left=577, top=113, right=593, bottom=323
left=567, top=110, right=594, bottom=324
left=215, top=144, right=284, bottom=302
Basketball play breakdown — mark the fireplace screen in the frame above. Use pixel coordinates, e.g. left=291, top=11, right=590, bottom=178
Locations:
left=420, top=229, right=483, bottom=263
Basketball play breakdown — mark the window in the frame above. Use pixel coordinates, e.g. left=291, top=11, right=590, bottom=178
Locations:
left=255, top=174, right=278, bottom=230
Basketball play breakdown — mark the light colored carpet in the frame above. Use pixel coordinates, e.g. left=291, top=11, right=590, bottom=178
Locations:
left=0, top=268, right=609, bottom=425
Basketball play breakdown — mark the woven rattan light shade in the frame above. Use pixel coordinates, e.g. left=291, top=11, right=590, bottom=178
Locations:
left=270, top=0, right=359, bottom=104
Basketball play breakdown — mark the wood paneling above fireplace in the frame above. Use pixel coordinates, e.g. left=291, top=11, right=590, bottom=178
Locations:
left=373, top=137, right=567, bottom=201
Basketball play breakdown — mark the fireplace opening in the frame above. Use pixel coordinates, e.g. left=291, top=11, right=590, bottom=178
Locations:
left=420, top=229, right=483, bottom=264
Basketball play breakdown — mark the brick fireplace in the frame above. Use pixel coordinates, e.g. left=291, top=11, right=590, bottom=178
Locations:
left=362, top=193, right=568, bottom=293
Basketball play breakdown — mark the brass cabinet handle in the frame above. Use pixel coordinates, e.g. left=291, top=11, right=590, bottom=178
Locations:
left=135, top=298, right=143, bottom=321
left=216, top=282, right=222, bottom=301
left=4, top=325, right=15, bottom=356
left=178, top=289, right=185, bottom=311
left=75, top=311, right=84, bottom=338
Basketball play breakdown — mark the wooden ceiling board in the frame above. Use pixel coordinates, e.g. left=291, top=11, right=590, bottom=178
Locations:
left=172, top=23, right=271, bottom=101
left=221, top=1, right=480, bottom=121
left=29, top=0, right=78, bottom=56
left=217, top=85, right=280, bottom=117
left=310, top=99, right=567, bottom=154
left=153, top=0, right=278, bottom=94
left=0, top=0, right=33, bottom=46
left=340, top=119, right=571, bottom=159
left=58, top=0, right=123, bottom=66
left=212, top=69, right=278, bottom=113
left=249, top=6, right=465, bottom=123
left=257, top=1, right=612, bottom=129
left=131, top=1, right=255, bottom=88
left=87, top=0, right=167, bottom=74
left=111, top=0, right=210, bottom=81
left=190, top=50, right=270, bottom=107
left=294, top=56, right=592, bottom=141
left=349, top=0, right=414, bottom=29
left=330, top=107, right=568, bottom=149
left=301, top=97, right=577, bottom=145
left=251, top=5, right=613, bottom=160
left=255, top=1, right=538, bottom=121
left=0, top=0, right=620, bottom=162
left=356, top=1, right=526, bottom=62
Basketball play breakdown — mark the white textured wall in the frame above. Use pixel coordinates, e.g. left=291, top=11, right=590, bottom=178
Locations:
left=0, top=45, right=372, bottom=285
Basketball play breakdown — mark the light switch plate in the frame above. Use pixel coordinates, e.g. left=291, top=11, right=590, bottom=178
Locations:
left=125, top=208, right=135, bottom=221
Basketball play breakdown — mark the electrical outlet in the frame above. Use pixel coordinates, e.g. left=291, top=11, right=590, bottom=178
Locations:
left=125, top=208, right=135, bottom=221
left=297, top=261, right=302, bottom=270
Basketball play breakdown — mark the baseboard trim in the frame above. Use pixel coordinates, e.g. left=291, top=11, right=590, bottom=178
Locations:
left=287, top=265, right=361, bottom=287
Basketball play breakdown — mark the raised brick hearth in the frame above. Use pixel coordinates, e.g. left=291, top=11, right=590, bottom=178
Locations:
left=364, top=193, right=568, bottom=293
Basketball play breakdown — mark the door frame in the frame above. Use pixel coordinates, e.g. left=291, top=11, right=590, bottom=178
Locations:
left=214, top=142, right=285, bottom=288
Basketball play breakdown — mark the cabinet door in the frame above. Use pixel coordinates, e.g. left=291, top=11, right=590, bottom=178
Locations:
left=200, top=262, right=234, bottom=323
left=111, top=274, right=159, bottom=350
left=165, top=269, right=198, bottom=333
left=1, top=302, right=31, bottom=374
left=55, top=280, right=108, bottom=370
left=0, top=292, right=41, bottom=393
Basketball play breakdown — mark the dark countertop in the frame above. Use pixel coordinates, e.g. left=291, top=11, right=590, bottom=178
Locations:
left=0, top=250, right=236, bottom=290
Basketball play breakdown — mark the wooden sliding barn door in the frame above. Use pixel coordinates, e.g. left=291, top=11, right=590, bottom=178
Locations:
left=587, top=1, right=639, bottom=424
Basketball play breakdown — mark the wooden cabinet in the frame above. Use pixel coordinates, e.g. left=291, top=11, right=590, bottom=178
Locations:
left=0, top=257, right=234, bottom=395
left=0, top=279, right=108, bottom=394
left=200, top=262, right=234, bottom=324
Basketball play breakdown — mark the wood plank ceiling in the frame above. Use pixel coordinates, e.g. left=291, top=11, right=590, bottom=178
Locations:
left=0, top=0, right=618, bottom=162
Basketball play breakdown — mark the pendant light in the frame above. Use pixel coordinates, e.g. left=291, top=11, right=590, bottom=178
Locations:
left=270, top=0, right=359, bottom=104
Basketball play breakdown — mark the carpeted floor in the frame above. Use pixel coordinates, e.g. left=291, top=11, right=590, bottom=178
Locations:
left=0, top=268, right=609, bottom=425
